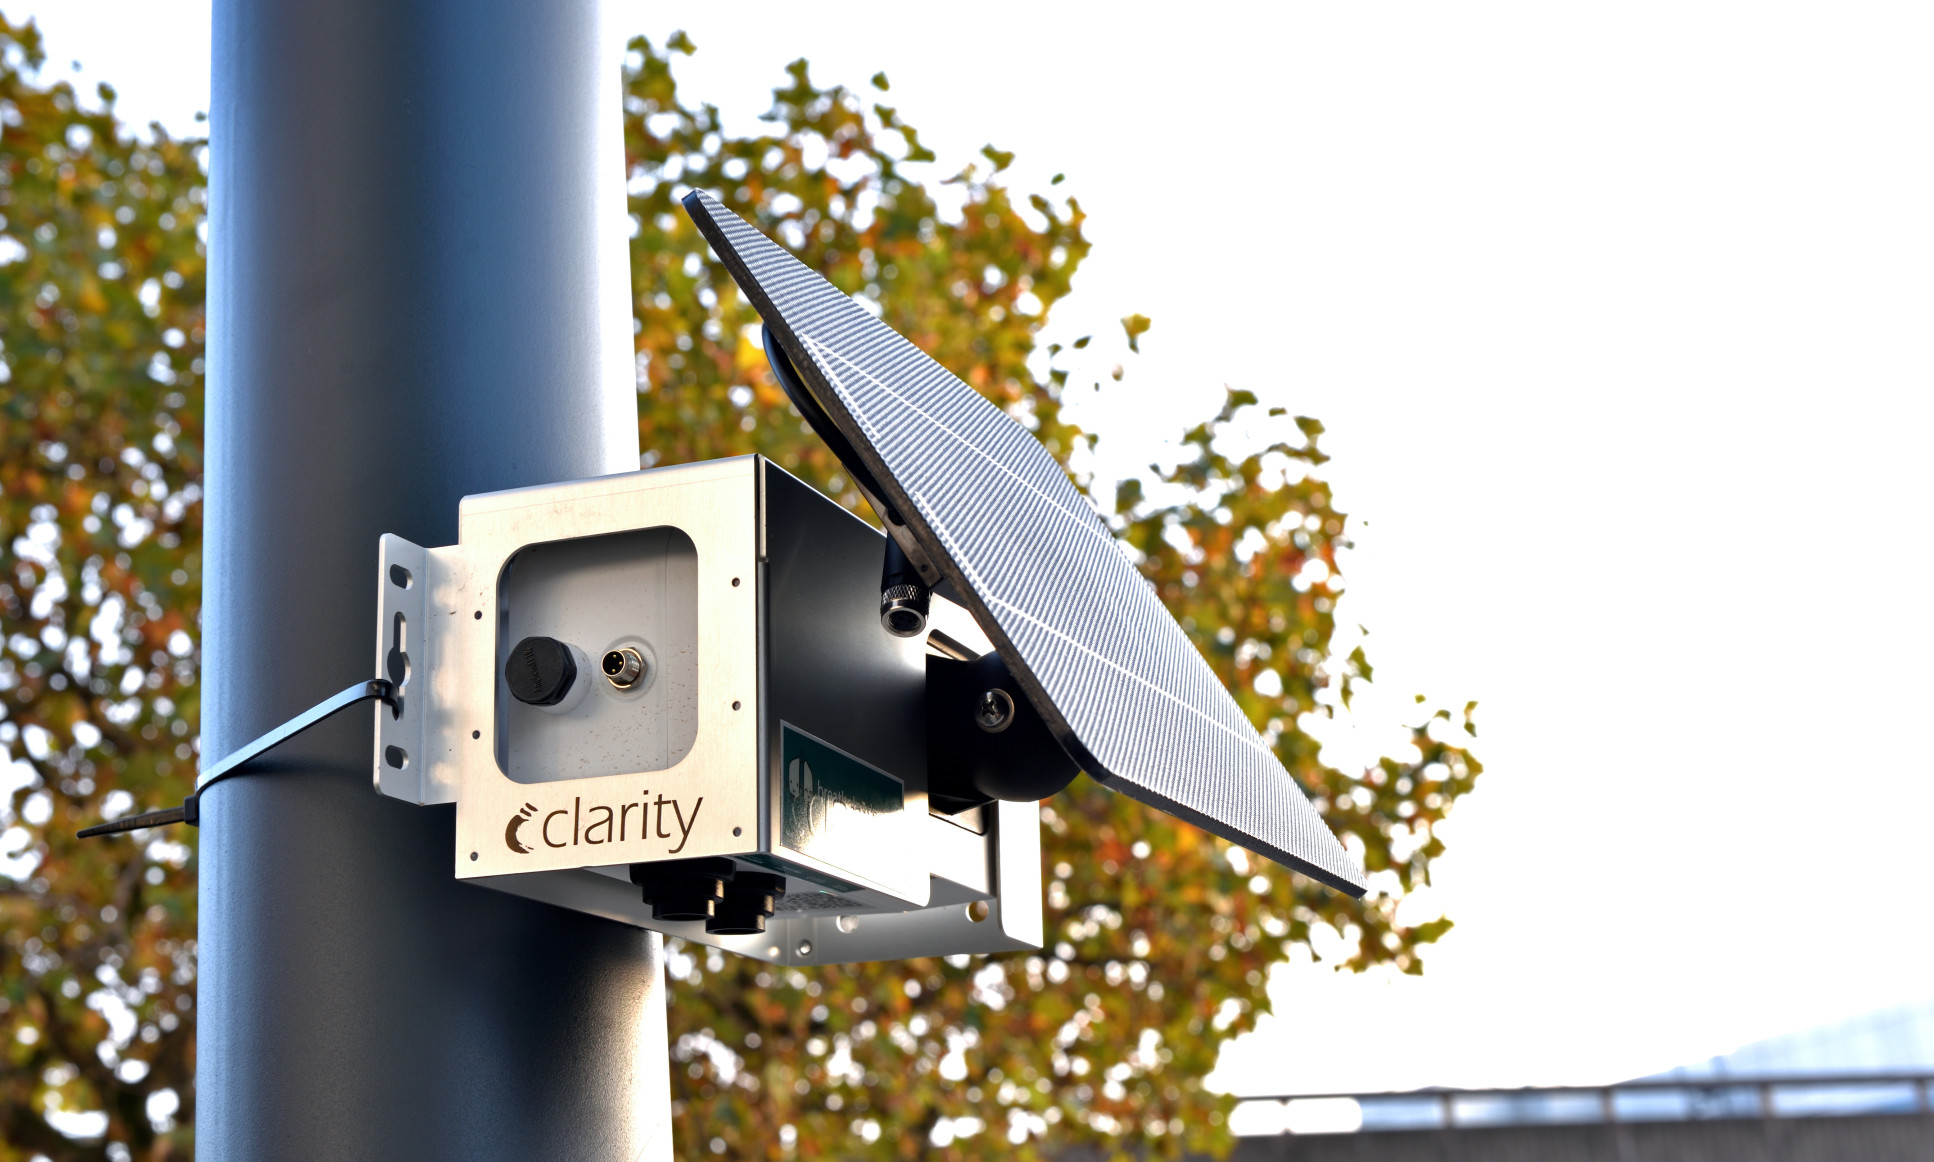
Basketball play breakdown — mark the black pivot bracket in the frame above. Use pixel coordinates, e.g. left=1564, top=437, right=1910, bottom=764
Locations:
left=926, top=652, right=1080, bottom=814
left=77, top=679, right=398, bottom=838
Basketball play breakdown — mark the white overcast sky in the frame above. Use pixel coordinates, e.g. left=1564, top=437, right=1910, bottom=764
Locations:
left=13, top=0, right=1934, bottom=1097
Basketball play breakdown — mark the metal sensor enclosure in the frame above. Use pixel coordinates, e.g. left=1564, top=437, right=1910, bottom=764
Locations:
left=373, top=457, right=1045, bottom=967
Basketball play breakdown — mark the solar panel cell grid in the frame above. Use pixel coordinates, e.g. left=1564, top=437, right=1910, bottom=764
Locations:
left=685, top=191, right=1364, bottom=896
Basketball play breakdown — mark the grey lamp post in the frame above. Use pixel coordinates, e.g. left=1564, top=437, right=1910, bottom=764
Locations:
left=199, top=1, right=669, bottom=1156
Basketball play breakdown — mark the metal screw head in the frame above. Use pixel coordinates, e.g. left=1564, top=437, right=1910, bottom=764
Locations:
left=796, top=940, right=813, bottom=957
left=974, top=688, right=1015, bottom=733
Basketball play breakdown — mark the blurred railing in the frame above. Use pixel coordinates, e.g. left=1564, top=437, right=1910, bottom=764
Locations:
left=1232, top=1073, right=1934, bottom=1136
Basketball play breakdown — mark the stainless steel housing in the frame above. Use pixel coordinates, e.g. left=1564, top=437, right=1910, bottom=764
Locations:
left=373, top=456, right=1042, bottom=965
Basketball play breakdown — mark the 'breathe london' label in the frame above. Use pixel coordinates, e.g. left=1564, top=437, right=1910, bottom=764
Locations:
left=775, top=723, right=906, bottom=891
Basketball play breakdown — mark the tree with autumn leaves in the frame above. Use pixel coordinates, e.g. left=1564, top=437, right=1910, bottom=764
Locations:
left=0, top=20, right=1479, bottom=1161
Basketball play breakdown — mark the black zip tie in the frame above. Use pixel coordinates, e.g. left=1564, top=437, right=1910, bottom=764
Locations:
left=77, top=679, right=396, bottom=839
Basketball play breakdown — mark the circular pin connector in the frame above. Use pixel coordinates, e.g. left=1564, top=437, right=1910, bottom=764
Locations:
left=602, top=647, right=645, bottom=690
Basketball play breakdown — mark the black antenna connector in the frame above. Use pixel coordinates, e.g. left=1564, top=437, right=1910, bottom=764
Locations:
left=880, top=536, right=931, bottom=638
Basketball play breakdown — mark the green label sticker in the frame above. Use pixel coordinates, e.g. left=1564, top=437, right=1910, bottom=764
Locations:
left=779, top=724, right=906, bottom=890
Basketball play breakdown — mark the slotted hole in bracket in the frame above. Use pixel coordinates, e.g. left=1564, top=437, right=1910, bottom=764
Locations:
left=384, top=612, right=409, bottom=719
left=385, top=745, right=409, bottom=770
left=388, top=564, right=413, bottom=589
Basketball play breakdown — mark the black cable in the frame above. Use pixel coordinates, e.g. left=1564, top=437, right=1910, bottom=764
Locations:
left=77, top=805, right=189, bottom=838
left=77, top=678, right=396, bottom=838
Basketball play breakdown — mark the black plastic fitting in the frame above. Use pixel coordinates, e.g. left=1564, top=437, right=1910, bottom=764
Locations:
left=504, top=635, right=577, bottom=706
left=707, top=870, right=787, bottom=936
left=630, top=857, right=738, bottom=922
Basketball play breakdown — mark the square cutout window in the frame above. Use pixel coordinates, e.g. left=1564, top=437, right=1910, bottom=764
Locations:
left=496, top=526, right=698, bottom=782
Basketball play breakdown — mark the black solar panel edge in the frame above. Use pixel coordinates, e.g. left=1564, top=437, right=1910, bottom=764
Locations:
left=684, top=195, right=899, bottom=540
left=1084, top=763, right=1368, bottom=898
left=759, top=324, right=897, bottom=522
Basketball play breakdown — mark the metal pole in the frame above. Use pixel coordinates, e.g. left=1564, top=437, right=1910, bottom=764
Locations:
left=201, top=1, right=663, bottom=1157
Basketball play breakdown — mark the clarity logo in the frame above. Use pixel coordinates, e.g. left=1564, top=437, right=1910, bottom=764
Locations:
left=501, top=792, right=705, bottom=855
left=504, top=803, right=537, bottom=853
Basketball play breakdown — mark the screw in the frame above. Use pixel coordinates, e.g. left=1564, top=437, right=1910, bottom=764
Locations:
left=974, top=688, right=1015, bottom=733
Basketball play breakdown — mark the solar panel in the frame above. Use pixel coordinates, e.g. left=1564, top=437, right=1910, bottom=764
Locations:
left=685, top=191, right=1365, bottom=896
